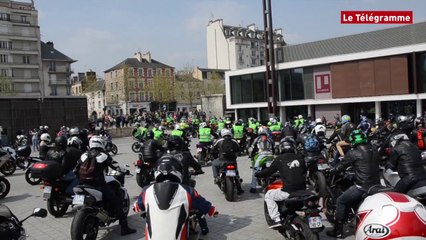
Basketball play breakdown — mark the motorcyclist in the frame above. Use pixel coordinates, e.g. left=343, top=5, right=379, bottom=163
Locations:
left=211, top=128, right=244, bottom=194
left=311, top=118, right=326, bottom=149
left=224, top=117, right=232, bottom=129
left=79, top=128, right=90, bottom=152
left=326, top=130, right=381, bottom=238
left=141, top=131, right=164, bottom=165
left=39, top=133, right=52, bottom=160
left=198, top=122, right=217, bottom=166
left=68, top=127, right=84, bottom=151
left=248, top=118, right=259, bottom=135
left=282, top=122, right=297, bottom=140
left=335, top=114, right=354, bottom=161
left=293, top=115, right=305, bottom=130
left=326, top=122, right=345, bottom=166
left=45, top=136, right=81, bottom=195
left=152, top=124, right=165, bottom=142
left=75, top=136, right=136, bottom=236
left=409, top=117, right=426, bottom=150
left=132, top=122, right=147, bottom=141
left=171, top=123, right=190, bottom=147
left=232, top=119, right=246, bottom=152
left=255, top=141, right=306, bottom=228
left=387, top=133, right=426, bottom=193
left=357, top=115, right=371, bottom=135
left=249, top=126, right=275, bottom=193
left=133, top=156, right=218, bottom=235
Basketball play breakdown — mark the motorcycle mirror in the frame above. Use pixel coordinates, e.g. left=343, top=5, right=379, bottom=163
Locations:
left=33, top=208, right=47, bottom=218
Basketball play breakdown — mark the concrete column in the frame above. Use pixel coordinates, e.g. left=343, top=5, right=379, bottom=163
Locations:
left=375, top=101, right=381, bottom=120
left=280, top=106, right=286, bottom=122
left=257, top=108, right=261, bottom=121
left=307, top=105, right=312, bottom=118
left=416, top=99, right=422, bottom=117
left=234, top=109, right=238, bottom=121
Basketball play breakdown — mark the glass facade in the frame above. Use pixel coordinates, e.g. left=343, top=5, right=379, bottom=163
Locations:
left=230, top=72, right=266, bottom=104
left=278, top=67, right=314, bottom=101
left=237, top=108, right=257, bottom=122
left=381, top=100, right=416, bottom=119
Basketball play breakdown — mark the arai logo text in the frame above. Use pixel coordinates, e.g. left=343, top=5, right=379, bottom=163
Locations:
left=364, top=224, right=390, bottom=238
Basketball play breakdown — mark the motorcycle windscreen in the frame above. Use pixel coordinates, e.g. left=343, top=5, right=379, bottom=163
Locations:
left=144, top=182, right=191, bottom=240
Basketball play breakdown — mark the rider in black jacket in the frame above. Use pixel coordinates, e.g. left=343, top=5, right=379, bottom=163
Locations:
left=255, top=143, right=306, bottom=229
left=75, top=136, right=136, bottom=236
left=141, top=131, right=164, bottom=164
left=388, top=132, right=426, bottom=193
left=327, top=130, right=381, bottom=238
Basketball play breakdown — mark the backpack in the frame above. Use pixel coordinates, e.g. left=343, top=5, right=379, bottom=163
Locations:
left=220, top=138, right=236, bottom=156
left=79, top=153, right=98, bottom=182
left=417, top=129, right=426, bottom=150
left=304, top=135, right=319, bottom=152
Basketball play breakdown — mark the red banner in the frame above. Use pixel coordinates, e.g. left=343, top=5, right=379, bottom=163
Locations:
left=341, top=11, right=413, bottom=24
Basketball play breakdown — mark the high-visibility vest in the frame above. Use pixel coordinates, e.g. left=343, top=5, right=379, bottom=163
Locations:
left=199, top=127, right=211, bottom=143
left=233, top=125, right=244, bottom=139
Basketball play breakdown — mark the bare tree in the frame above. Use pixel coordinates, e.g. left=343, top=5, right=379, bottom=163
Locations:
left=175, top=64, right=203, bottom=109
left=144, top=74, right=175, bottom=103
left=203, top=71, right=225, bottom=95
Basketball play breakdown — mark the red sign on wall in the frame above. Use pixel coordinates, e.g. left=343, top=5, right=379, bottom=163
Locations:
left=315, top=74, right=331, bottom=93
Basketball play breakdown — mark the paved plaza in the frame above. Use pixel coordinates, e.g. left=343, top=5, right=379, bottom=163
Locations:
left=0, top=137, right=354, bottom=240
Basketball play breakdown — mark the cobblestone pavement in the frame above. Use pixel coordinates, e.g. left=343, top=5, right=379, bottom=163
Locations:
left=0, top=137, right=354, bottom=240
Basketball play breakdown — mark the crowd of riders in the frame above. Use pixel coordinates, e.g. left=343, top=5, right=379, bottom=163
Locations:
left=6, top=109, right=426, bottom=239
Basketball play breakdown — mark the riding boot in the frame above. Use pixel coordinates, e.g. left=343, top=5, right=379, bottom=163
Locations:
left=120, top=219, right=137, bottom=236
left=326, top=221, right=344, bottom=238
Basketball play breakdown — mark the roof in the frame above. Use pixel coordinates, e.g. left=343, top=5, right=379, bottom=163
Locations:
left=282, top=21, right=426, bottom=63
left=197, top=67, right=229, bottom=72
left=83, top=80, right=105, bottom=93
left=104, top=58, right=173, bottom=73
left=41, top=41, right=76, bottom=62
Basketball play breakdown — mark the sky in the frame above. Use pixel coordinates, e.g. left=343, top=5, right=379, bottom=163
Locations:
left=31, top=0, right=426, bottom=77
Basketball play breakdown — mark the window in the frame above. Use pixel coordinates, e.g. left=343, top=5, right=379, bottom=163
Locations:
left=110, top=82, right=113, bottom=90
left=129, top=80, right=134, bottom=89
left=114, top=71, right=118, bottom=77
left=128, top=68, right=134, bottom=77
left=148, top=69, right=153, bottom=77
left=138, top=68, right=144, bottom=77
left=278, top=67, right=313, bottom=101
left=230, top=73, right=266, bottom=104
left=156, top=68, right=162, bottom=76
left=138, top=81, right=143, bottom=89
left=49, top=62, right=56, bottom=71
left=110, top=72, right=113, bottom=78
left=0, top=69, right=8, bottom=77
left=140, top=92, right=144, bottom=101
left=251, top=51, right=256, bottom=57
left=50, top=86, right=56, bottom=95
left=165, top=69, right=170, bottom=76
left=23, top=56, right=30, bottom=64
left=98, top=101, right=101, bottom=108
left=0, top=41, right=11, bottom=49
left=0, top=55, right=8, bottom=63
left=21, top=15, right=28, bottom=23
left=0, top=13, right=10, bottom=21
left=115, top=82, right=118, bottom=90
left=251, top=59, right=256, bottom=65
left=97, top=92, right=100, bottom=98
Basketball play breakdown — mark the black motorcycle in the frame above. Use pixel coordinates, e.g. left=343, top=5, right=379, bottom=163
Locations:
left=131, top=138, right=144, bottom=153
left=0, top=175, right=10, bottom=199
left=102, top=134, right=118, bottom=155
left=134, top=153, right=155, bottom=188
left=195, top=143, right=213, bottom=166
left=0, top=205, right=47, bottom=240
left=263, top=183, right=323, bottom=240
left=305, top=153, right=330, bottom=198
left=215, top=160, right=242, bottom=202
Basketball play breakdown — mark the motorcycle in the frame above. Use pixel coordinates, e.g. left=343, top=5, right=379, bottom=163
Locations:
left=31, top=161, right=74, bottom=217
left=14, top=134, right=28, bottom=148
left=187, top=124, right=198, bottom=138
left=215, top=160, right=242, bottom=202
left=102, top=134, right=118, bottom=155
left=263, top=181, right=323, bottom=239
left=305, top=153, right=330, bottom=197
left=251, top=152, right=275, bottom=189
left=0, top=175, right=10, bottom=199
left=24, top=157, right=43, bottom=185
left=0, top=205, right=47, bottom=239
left=134, top=153, right=155, bottom=188
left=195, top=143, right=213, bottom=166
left=235, top=137, right=248, bottom=155
left=70, top=163, right=131, bottom=240
left=0, top=147, right=17, bottom=176
left=131, top=137, right=144, bottom=153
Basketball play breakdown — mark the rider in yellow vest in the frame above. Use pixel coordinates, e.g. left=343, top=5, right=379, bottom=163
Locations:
left=172, top=124, right=190, bottom=149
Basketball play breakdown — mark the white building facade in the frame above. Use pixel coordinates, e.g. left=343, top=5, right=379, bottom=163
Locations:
left=207, top=19, right=285, bottom=71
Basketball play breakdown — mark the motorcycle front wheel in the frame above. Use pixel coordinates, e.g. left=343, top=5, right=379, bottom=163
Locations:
left=111, top=144, right=118, bottom=155
left=0, top=176, right=10, bottom=199
left=25, top=168, right=42, bottom=185
left=71, top=208, right=99, bottom=240
left=0, top=160, right=16, bottom=176
left=131, top=142, right=141, bottom=153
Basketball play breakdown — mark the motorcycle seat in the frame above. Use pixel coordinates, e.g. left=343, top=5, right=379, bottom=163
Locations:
left=288, top=190, right=316, bottom=200
left=366, top=185, right=394, bottom=196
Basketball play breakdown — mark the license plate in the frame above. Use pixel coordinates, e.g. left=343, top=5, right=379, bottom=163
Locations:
left=73, top=195, right=85, bottom=205
left=43, top=186, right=52, bottom=198
left=317, top=163, right=330, bottom=171
left=135, top=168, right=141, bottom=173
left=308, top=216, right=323, bottom=228
left=226, top=170, right=236, bottom=177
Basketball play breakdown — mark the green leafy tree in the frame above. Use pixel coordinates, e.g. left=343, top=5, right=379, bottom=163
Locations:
left=0, top=76, right=15, bottom=96
left=144, top=74, right=175, bottom=103
left=175, top=65, right=203, bottom=108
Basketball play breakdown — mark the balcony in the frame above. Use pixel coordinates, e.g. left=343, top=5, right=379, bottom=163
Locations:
left=49, top=79, right=71, bottom=86
left=48, top=67, right=73, bottom=74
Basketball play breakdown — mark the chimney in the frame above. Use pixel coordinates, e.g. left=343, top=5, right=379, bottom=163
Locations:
left=133, top=52, right=143, bottom=62
left=142, top=52, right=152, bottom=63
left=46, top=41, right=54, bottom=49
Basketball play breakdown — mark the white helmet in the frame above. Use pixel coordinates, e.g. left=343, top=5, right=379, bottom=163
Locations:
left=67, top=136, right=82, bottom=148
left=174, top=124, right=181, bottom=130
left=356, top=192, right=426, bottom=239
left=89, top=136, right=106, bottom=150
left=69, top=127, right=80, bottom=136
left=258, top=126, right=268, bottom=135
left=298, top=115, right=303, bottom=119
left=199, top=122, right=207, bottom=128
left=39, top=126, right=44, bottom=130
left=315, top=118, right=323, bottom=124
left=40, top=133, right=51, bottom=143
left=220, top=128, right=232, bottom=138
left=44, top=126, right=48, bottom=130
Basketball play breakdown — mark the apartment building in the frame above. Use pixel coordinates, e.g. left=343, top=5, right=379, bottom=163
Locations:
left=207, top=19, right=285, bottom=71
left=82, top=79, right=105, bottom=117
left=104, top=51, right=174, bottom=115
left=41, top=41, right=75, bottom=96
left=0, top=0, right=41, bottom=96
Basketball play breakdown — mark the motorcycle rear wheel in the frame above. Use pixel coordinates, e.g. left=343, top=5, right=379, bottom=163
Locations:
left=131, top=142, right=141, bottom=153
left=136, top=169, right=151, bottom=188
left=0, top=161, right=16, bottom=176
left=111, top=144, right=118, bottom=155
left=292, top=216, right=319, bottom=240
left=71, top=208, right=99, bottom=240
left=0, top=176, right=10, bottom=199
left=47, top=196, right=69, bottom=218
left=25, top=168, right=42, bottom=185
left=224, top=177, right=235, bottom=202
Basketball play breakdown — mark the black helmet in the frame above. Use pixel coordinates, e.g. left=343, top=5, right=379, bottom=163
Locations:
left=146, top=130, right=154, bottom=139
left=154, top=156, right=183, bottom=183
left=167, top=136, right=184, bottom=151
left=54, top=136, right=67, bottom=148
left=280, top=140, right=295, bottom=154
